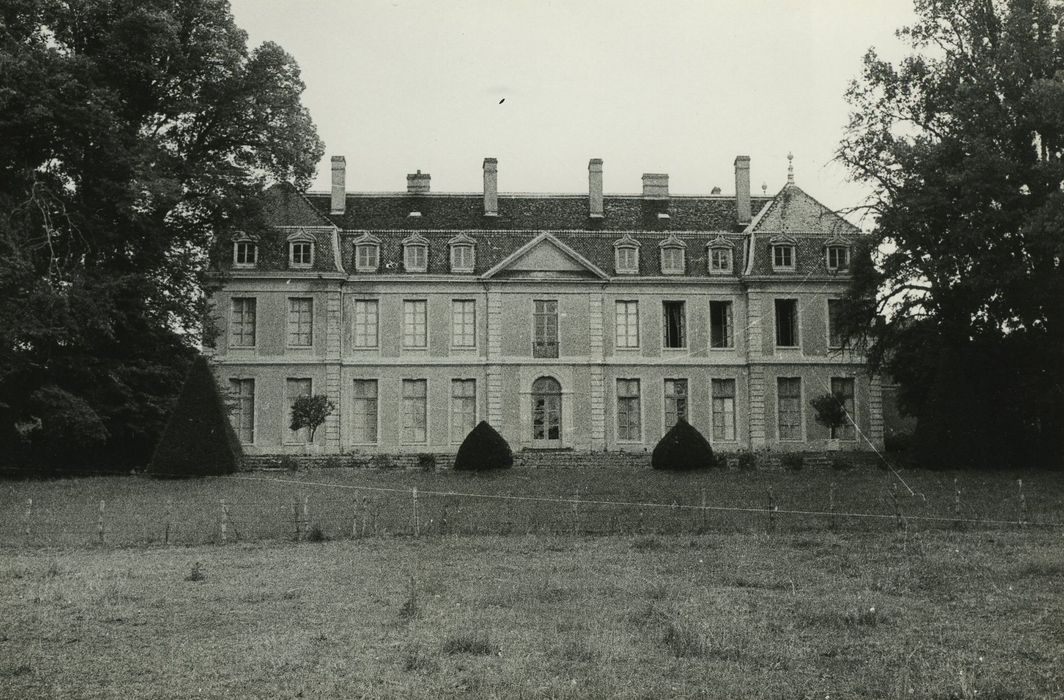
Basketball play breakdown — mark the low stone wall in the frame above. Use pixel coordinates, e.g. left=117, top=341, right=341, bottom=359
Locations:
left=242, top=450, right=887, bottom=472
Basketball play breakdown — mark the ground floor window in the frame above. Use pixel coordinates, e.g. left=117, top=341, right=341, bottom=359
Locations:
left=229, top=378, right=255, bottom=443
left=285, top=378, right=312, bottom=443
left=616, top=378, right=641, bottom=441
left=451, top=379, right=477, bottom=442
left=711, top=378, right=736, bottom=441
left=401, top=379, right=428, bottom=444
left=664, top=378, right=688, bottom=426
left=532, top=376, right=561, bottom=442
left=352, top=379, right=378, bottom=444
left=830, top=377, right=856, bottom=440
left=777, top=377, right=802, bottom=440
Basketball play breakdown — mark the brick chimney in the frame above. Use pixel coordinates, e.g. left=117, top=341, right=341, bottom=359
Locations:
left=407, top=170, right=431, bottom=194
left=330, top=156, right=346, bottom=215
left=642, top=173, right=669, bottom=199
left=483, top=157, right=498, bottom=216
left=588, top=158, right=604, bottom=218
left=734, top=155, right=751, bottom=225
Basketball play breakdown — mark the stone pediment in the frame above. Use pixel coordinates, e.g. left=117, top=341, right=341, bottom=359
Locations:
left=482, top=233, right=608, bottom=280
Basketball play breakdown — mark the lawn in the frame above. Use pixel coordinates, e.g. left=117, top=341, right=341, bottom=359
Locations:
left=1, top=531, right=1062, bottom=698
left=2, top=465, right=1061, bottom=547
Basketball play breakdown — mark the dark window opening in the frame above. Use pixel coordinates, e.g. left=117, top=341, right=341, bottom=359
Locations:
left=663, top=301, right=686, bottom=348
left=710, top=301, right=733, bottom=348
left=775, top=299, right=798, bottom=347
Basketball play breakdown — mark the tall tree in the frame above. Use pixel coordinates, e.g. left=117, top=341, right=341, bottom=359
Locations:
left=838, top=0, right=1064, bottom=468
left=0, top=0, right=324, bottom=472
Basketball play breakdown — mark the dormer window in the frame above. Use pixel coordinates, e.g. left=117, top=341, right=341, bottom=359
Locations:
left=613, top=234, right=640, bottom=275
left=353, top=233, right=380, bottom=272
left=770, top=235, right=797, bottom=272
left=659, top=235, right=686, bottom=275
left=232, top=234, right=258, bottom=268
left=826, top=244, right=850, bottom=271
left=707, top=236, right=734, bottom=274
left=286, top=230, right=315, bottom=269
left=448, top=234, right=476, bottom=273
left=402, top=233, right=429, bottom=273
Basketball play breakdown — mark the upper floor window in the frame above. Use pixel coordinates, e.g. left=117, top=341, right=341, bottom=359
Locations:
left=449, top=234, right=476, bottom=273
left=533, top=300, right=559, bottom=358
left=826, top=245, right=850, bottom=271
left=287, top=230, right=315, bottom=268
left=353, top=234, right=380, bottom=272
left=615, top=301, right=639, bottom=349
left=775, top=298, right=799, bottom=348
left=287, top=297, right=313, bottom=347
left=707, top=236, right=734, bottom=274
left=614, top=234, right=640, bottom=274
left=233, top=237, right=258, bottom=268
left=710, top=300, right=733, bottom=348
left=353, top=300, right=379, bottom=348
left=663, top=300, right=686, bottom=349
left=452, top=299, right=476, bottom=348
left=230, top=297, right=256, bottom=347
left=770, top=235, right=797, bottom=272
left=827, top=299, right=844, bottom=349
left=403, top=233, right=429, bottom=272
left=403, top=299, right=428, bottom=348
left=659, top=235, right=686, bottom=275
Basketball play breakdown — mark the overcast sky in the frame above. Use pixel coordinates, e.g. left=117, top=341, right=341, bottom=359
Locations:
left=229, top=0, right=916, bottom=222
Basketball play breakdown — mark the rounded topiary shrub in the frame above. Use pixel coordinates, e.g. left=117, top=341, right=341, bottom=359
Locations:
left=651, top=419, right=715, bottom=471
left=148, top=356, right=243, bottom=478
left=453, top=421, right=513, bottom=471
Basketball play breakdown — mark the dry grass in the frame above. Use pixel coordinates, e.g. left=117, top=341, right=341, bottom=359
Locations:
left=0, top=530, right=1062, bottom=698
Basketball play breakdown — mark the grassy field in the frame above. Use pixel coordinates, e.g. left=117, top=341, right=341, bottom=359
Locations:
left=2, top=465, right=1061, bottom=547
left=1, top=530, right=1062, bottom=698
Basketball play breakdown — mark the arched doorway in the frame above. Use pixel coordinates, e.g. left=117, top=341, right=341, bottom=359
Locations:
left=531, top=376, right=562, bottom=447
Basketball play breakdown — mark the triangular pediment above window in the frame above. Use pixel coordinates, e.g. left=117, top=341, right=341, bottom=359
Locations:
left=232, top=230, right=258, bottom=243
left=769, top=234, right=798, bottom=245
left=401, top=232, right=429, bottom=246
left=823, top=233, right=849, bottom=248
left=352, top=232, right=381, bottom=245
left=286, top=228, right=315, bottom=243
left=658, top=233, right=687, bottom=249
left=448, top=232, right=476, bottom=246
left=482, top=233, right=608, bottom=280
left=707, top=234, right=734, bottom=249
left=613, top=233, right=640, bottom=248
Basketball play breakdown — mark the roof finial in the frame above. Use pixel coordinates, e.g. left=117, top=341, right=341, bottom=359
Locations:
left=786, top=152, right=795, bottom=185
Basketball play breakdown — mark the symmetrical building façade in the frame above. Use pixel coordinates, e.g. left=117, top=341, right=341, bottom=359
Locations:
left=208, top=154, right=883, bottom=456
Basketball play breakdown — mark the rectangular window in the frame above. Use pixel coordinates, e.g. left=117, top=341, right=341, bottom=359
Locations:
left=664, top=378, right=688, bottom=426
left=230, top=297, right=256, bottom=347
left=661, top=247, right=685, bottom=274
left=405, top=245, right=427, bottom=272
left=710, top=248, right=732, bottom=273
left=775, top=299, right=798, bottom=348
left=827, top=299, right=844, bottom=349
left=290, top=242, right=312, bottom=266
left=234, top=242, right=256, bottom=266
left=663, top=301, right=686, bottom=348
left=710, top=300, right=733, bottom=349
left=777, top=377, right=802, bottom=441
left=351, top=379, right=378, bottom=444
left=285, top=378, right=312, bottom=444
left=712, top=379, right=736, bottom=441
left=229, top=378, right=255, bottom=443
left=451, top=379, right=477, bottom=442
left=401, top=379, right=428, bottom=444
left=287, top=297, right=313, bottom=347
left=451, top=300, right=476, bottom=348
left=616, top=246, right=638, bottom=273
left=830, top=377, right=856, bottom=440
left=533, top=300, right=559, bottom=358
left=773, top=245, right=794, bottom=270
left=826, top=246, right=850, bottom=271
left=355, top=244, right=378, bottom=271
left=616, top=379, right=641, bottom=441
left=403, top=300, right=427, bottom=348
left=615, top=301, right=639, bottom=348
left=353, top=300, right=378, bottom=348
left=451, top=245, right=474, bottom=272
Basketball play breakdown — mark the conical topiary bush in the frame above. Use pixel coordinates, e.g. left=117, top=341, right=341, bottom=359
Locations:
left=453, top=421, right=513, bottom=471
left=651, top=419, right=715, bottom=471
left=148, top=356, right=243, bottom=477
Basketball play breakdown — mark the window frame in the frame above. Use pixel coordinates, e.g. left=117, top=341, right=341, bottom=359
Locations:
left=662, top=300, right=687, bottom=349
left=450, top=378, right=477, bottom=444
left=229, top=297, right=257, bottom=348
left=402, top=299, right=428, bottom=349
left=450, top=244, right=475, bottom=273
left=404, top=243, right=428, bottom=273
left=451, top=299, right=477, bottom=349
left=771, top=244, right=796, bottom=272
left=825, top=245, right=850, bottom=272
left=707, top=237, right=734, bottom=274
left=777, top=376, right=803, bottom=442
left=616, top=378, right=642, bottom=443
left=228, top=378, right=256, bottom=444
left=351, top=378, right=379, bottom=445
left=532, top=299, right=560, bottom=358
left=401, top=378, right=429, bottom=445
left=709, top=300, right=734, bottom=349
left=774, top=298, right=800, bottom=349
left=614, top=300, right=640, bottom=350
left=615, top=245, right=639, bottom=275
left=283, top=378, right=314, bottom=445
left=827, top=298, right=845, bottom=350
left=659, top=245, right=685, bottom=275
left=354, top=237, right=380, bottom=273
left=711, top=378, right=737, bottom=442
left=286, top=297, right=313, bottom=348
left=663, top=378, right=689, bottom=428
left=829, top=377, right=857, bottom=440
left=353, top=299, right=379, bottom=349
left=233, top=240, right=258, bottom=268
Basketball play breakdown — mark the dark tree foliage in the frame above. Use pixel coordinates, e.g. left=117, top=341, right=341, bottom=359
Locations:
left=289, top=395, right=335, bottom=443
left=0, top=0, right=323, bottom=473
left=810, top=393, right=850, bottom=438
left=148, top=355, right=242, bottom=478
left=651, top=419, right=716, bottom=471
left=837, top=0, right=1064, bottom=468
left=453, top=421, right=513, bottom=471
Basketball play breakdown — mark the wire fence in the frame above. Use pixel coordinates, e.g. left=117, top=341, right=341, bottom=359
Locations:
left=3, top=471, right=1057, bottom=549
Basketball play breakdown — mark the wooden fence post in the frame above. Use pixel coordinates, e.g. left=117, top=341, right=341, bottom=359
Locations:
left=572, top=490, right=580, bottom=536
left=164, top=498, right=173, bottom=545
left=412, top=487, right=419, bottom=538
left=23, top=498, right=32, bottom=538
left=1018, top=479, right=1028, bottom=528
left=953, top=478, right=962, bottom=529
left=767, top=486, right=776, bottom=533
left=829, top=481, right=837, bottom=532
left=97, top=500, right=106, bottom=545
left=293, top=498, right=301, bottom=541
left=891, top=482, right=904, bottom=531
left=219, top=500, right=229, bottom=545
left=700, top=488, right=707, bottom=532
left=302, top=495, right=310, bottom=538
